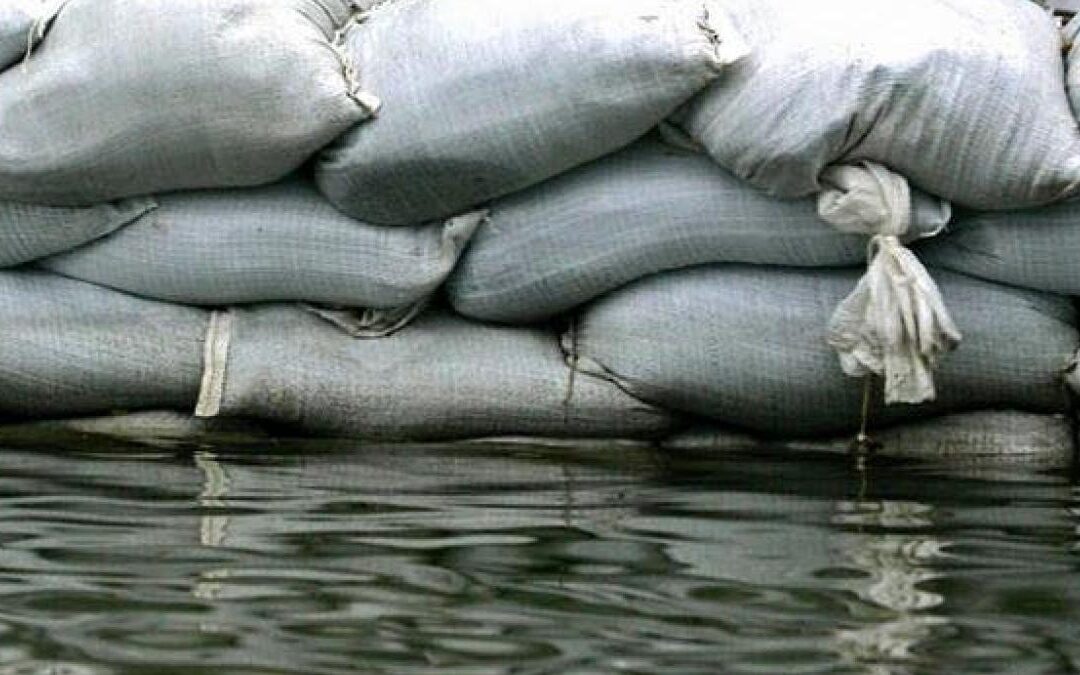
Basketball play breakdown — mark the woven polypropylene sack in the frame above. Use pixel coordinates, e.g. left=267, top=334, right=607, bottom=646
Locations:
left=677, top=0, right=1080, bottom=209
left=447, top=139, right=949, bottom=323
left=315, top=0, right=744, bottom=225
left=0, top=271, right=207, bottom=418
left=198, top=306, right=675, bottom=441
left=41, top=178, right=480, bottom=309
left=918, top=201, right=1080, bottom=296
left=570, top=266, right=1077, bottom=437
left=0, top=197, right=155, bottom=267
left=0, top=0, right=367, bottom=204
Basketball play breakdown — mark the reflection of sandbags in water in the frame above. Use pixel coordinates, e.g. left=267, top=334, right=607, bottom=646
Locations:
left=665, top=412, right=1076, bottom=468
left=199, top=306, right=674, bottom=441
left=42, top=178, right=480, bottom=309
left=571, top=266, right=1077, bottom=437
left=315, top=0, right=743, bottom=224
left=0, top=0, right=368, bottom=204
left=919, top=201, right=1080, bottom=296
left=447, top=138, right=950, bottom=323
left=0, top=271, right=207, bottom=418
left=0, top=197, right=155, bottom=267
left=676, top=0, right=1080, bottom=209
left=830, top=501, right=950, bottom=667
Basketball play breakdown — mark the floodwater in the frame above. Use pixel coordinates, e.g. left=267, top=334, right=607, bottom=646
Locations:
left=0, top=438, right=1077, bottom=674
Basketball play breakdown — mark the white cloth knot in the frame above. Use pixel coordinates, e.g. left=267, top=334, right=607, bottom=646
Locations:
left=819, top=162, right=960, bottom=405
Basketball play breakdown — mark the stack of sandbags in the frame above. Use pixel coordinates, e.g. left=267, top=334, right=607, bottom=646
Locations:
left=0, top=0, right=733, bottom=442
left=2, top=0, right=1080, bottom=456
left=440, top=0, right=1080, bottom=445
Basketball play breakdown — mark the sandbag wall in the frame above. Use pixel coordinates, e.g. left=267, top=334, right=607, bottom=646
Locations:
left=2, top=0, right=1080, bottom=451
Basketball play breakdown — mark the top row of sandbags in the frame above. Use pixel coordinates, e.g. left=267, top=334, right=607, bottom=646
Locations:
left=0, top=0, right=734, bottom=216
left=1, top=0, right=1078, bottom=219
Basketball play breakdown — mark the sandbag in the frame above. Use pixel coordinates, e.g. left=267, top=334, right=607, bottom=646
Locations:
left=918, top=201, right=1080, bottom=296
left=677, top=0, right=1080, bottom=209
left=0, top=0, right=369, bottom=204
left=0, top=271, right=207, bottom=418
left=41, top=178, right=481, bottom=312
left=664, top=411, right=1076, bottom=467
left=315, top=0, right=745, bottom=225
left=196, top=306, right=675, bottom=441
left=0, top=411, right=271, bottom=451
left=447, top=139, right=949, bottom=323
left=570, top=266, right=1077, bottom=438
left=0, top=196, right=155, bottom=267
left=0, top=1, right=35, bottom=71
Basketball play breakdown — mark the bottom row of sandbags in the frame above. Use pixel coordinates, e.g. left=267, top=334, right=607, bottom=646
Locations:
left=0, top=409, right=1071, bottom=469
left=0, top=265, right=1076, bottom=443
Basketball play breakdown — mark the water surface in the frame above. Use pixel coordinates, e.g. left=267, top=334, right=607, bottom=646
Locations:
left=0, top=439, right=1076, bottom=674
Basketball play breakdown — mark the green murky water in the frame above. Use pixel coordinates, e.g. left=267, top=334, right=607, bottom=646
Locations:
left=0, top=441, right=1076, bottom=674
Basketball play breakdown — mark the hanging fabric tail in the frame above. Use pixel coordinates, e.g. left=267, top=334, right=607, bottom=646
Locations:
left=818, top=162, right=961, bottom=405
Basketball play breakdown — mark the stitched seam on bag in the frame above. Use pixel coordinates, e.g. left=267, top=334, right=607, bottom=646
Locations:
left=331, top=9, right=382, bottom=115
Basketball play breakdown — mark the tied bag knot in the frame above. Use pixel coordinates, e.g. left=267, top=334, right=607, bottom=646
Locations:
left=818, top=162, right=960, bottom=405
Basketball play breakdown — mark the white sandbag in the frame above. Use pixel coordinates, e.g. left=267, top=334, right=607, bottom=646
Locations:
left=677, top=0, right=1080, bottom=209
left=315, top=0, right=745, bottom=224
left=40, top=178, right=480, bottom=312
left=570, top=266, right=1077, bottom=438
left=447, top=139, right=949, bottom=323
left=0, top=196, right=155, bottom=267
left=0, top=0, right=370, bottom=204
left=0, top=271, right=208, bottom=418
left=195, top=306, right=675, bottom=441
left=918, top=200, right=1080, bottom=296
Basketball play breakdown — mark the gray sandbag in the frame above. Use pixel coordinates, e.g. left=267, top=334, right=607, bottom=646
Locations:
left=41, top=178, right=480, bottom=310
left=918, top=200, right=1080, bottom=296
left=664, top=412, right=1076, bottom=468
left=0, top=0, right=368, bottom=204
left=0, top=271, right=207, bottom=418
left=315, top=0, right=745, bottom=225
left=677, top=0, right=1080, bottom=209
left=0, top=1, right=35, bottom=71
left=0, top=196, right=155, bottom=267
left=0, top=411, right=271, bottom=451
left=196, top=306, right=675, bottom=441
left=447, top=139, right=950, bottom=323
left=570, top=266, right=1077, bottom=438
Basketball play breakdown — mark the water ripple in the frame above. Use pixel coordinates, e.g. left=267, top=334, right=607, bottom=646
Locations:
left=0, top=444, right=1072, bottom=673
